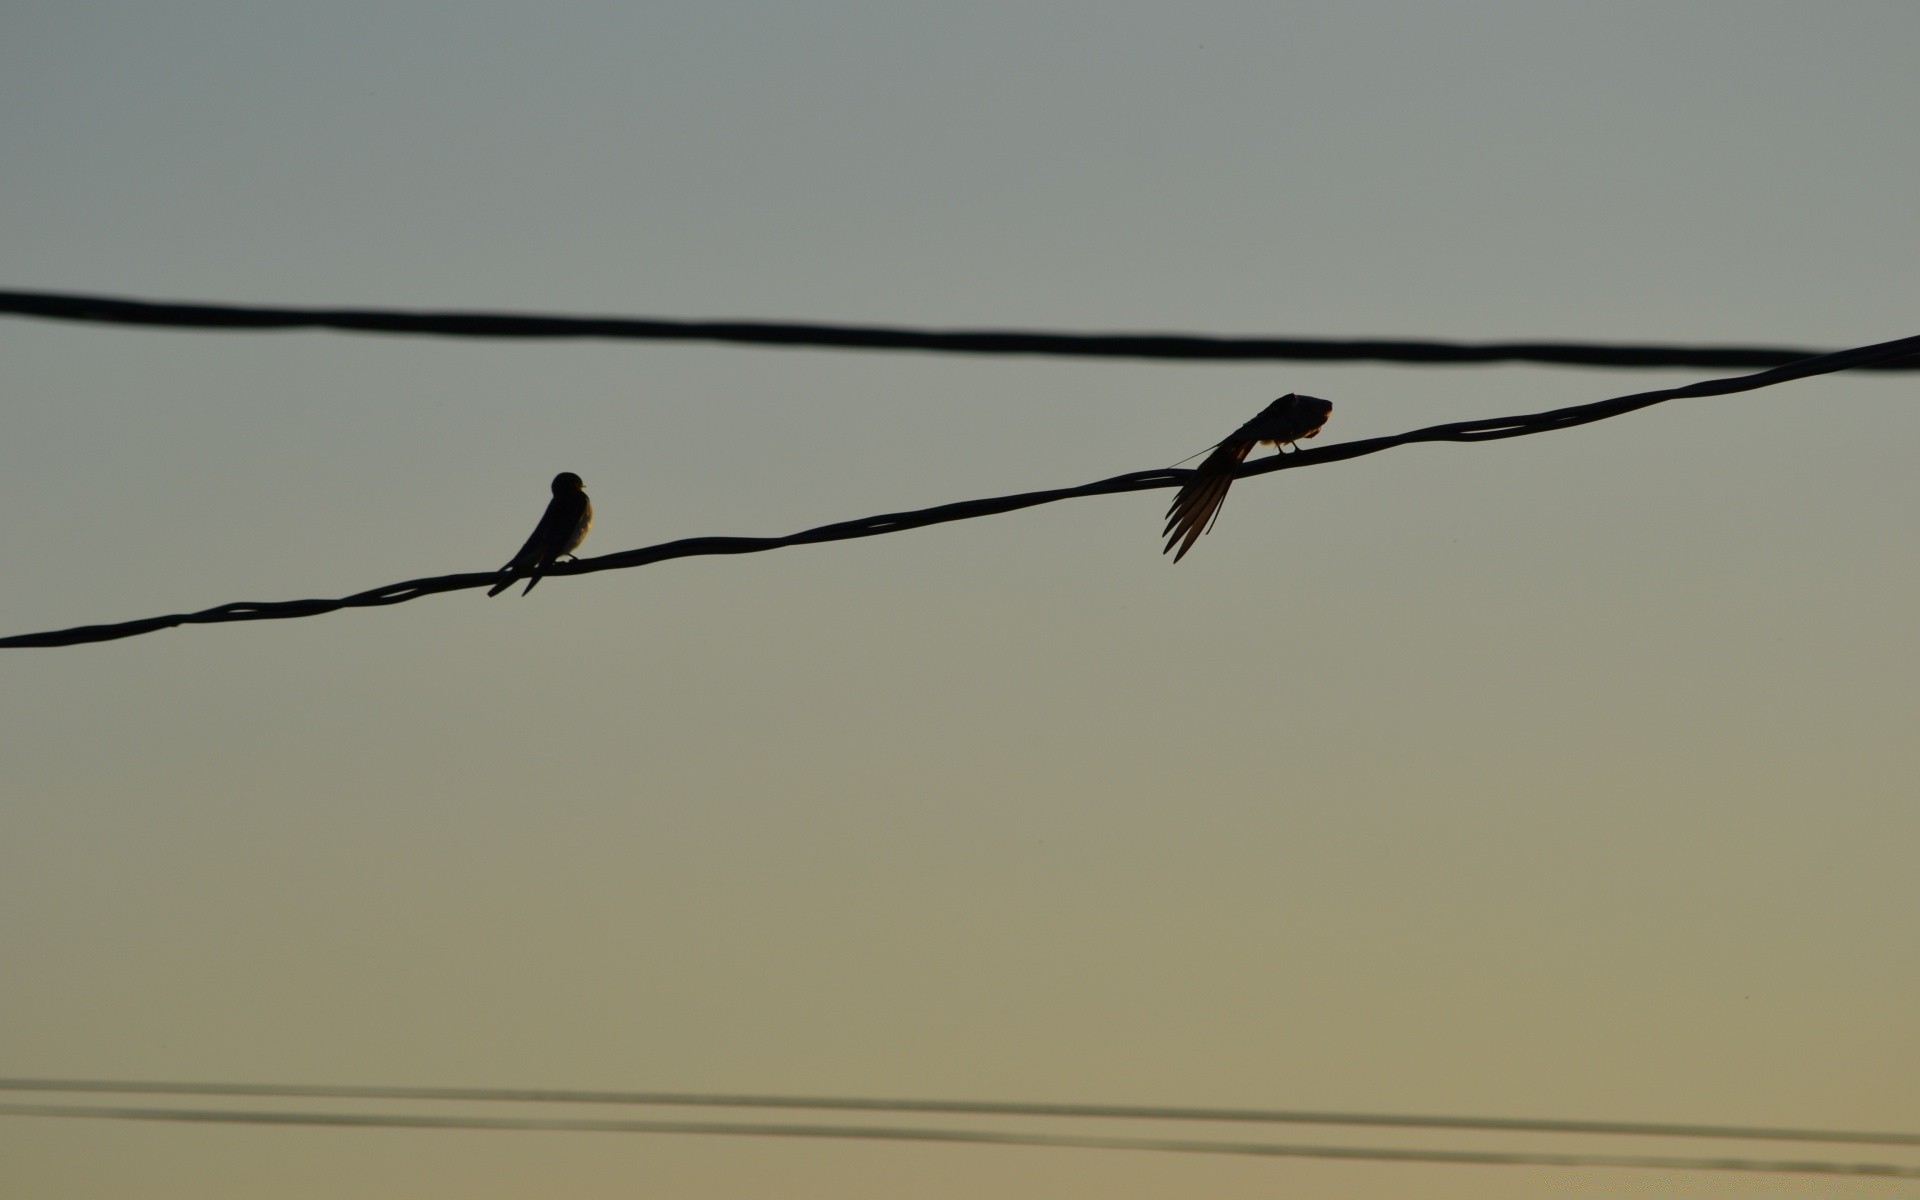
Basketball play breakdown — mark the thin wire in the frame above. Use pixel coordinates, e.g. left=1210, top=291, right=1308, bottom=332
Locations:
left=5, top=330, right=1916, bottom=651
left=0, top=1079, right=1912, bottom=1148
left=3, top=1104, right=1917, bottom=1179
left=5, top=288, right=1918, bottom=371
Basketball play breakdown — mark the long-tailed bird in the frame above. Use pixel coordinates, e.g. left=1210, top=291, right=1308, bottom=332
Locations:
left=1163, top=394, right=1332, bottom=562
left=488, top=471, right=593, bottom=596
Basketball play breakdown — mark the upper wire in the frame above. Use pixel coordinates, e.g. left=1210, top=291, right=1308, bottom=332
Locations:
left=5, top=288, right=1919, bottom=371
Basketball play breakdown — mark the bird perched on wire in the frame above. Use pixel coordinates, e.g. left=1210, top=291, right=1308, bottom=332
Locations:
left=1163, top=394, right=1332, bottom=562
left=488, top=471, right=593, bottom=596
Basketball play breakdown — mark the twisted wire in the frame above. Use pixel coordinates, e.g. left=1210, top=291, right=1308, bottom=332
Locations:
left=6, top=331, right=1914, bottom=650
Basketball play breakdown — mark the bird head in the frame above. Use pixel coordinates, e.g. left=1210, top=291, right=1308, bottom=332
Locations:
left=551, top=472, right=585, bottom=493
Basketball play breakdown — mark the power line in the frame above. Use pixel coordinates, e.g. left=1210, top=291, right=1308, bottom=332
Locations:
left=5, top=288, right=1917, bottom=371
left=2, top=1079, right=1913, bottom=1148
left=4, top=330, right=1914, bottom=651
left=3, top=1103, right=1916, bottom=1180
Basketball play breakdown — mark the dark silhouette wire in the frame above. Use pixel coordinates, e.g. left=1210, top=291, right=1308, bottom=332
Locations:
left=4, top=330, right=1915, bottom=650
left=2, top=1078, right=1914, bottom=1148
left=1, top=1102, right=1916, bottom=1179
left=5, top=288, right=1919, bottom=371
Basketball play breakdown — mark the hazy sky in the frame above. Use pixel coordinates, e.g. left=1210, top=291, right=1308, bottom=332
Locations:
left=3, top=3, right=1916, bottom=1196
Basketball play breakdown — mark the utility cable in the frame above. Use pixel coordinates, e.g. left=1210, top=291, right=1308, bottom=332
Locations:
left=3, top=1103, right=1917, bottom=1180
left=1, top=1079, right=1913, bottom=1148
left=5, top=289, right=1917, bottom=371
left=5, top=330, right=1915, bottom=650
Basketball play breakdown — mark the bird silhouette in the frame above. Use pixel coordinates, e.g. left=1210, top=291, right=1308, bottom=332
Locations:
left=488, top=472, right=593, bottom=596
left=1163, top=394, right=1332, bottom=561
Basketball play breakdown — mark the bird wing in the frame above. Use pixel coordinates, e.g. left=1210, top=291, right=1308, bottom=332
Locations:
left=503, top=492, right=585, bottom=572
left=489, top=491, right=589, bottom=596
left=517, top=494, right=592, bottom=595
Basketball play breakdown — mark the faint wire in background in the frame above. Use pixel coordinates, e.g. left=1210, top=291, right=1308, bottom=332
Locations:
left=5, top=329, right=1916, bottom=651
left=2, top=1078, right=1914, bottom=1148
left=2, top=1102, right=1917, bottom=1180
left=6, top=288, right=1919, bottom=371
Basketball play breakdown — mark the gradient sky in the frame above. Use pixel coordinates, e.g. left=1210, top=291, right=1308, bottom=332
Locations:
left=3, top=3, right=1917, bottom=1197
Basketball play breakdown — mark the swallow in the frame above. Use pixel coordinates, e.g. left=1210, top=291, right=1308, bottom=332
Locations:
left=488, top=471, right=593, bottom=596
left=1163, top=394, right=1332, bottom=562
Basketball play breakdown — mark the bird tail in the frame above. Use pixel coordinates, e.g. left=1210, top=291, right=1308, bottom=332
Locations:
left=1162, top=440, right=1251, bottom=561
left=486, top=570, right=518, bottom=597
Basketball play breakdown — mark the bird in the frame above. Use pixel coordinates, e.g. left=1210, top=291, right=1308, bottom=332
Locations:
left=1163, top=394, right=1332, bottom=562
left=488, top=471, right=593, bottom=596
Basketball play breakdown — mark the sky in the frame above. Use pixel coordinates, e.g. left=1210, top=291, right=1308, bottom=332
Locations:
left=2, top=2, right=1917, bottom=1196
